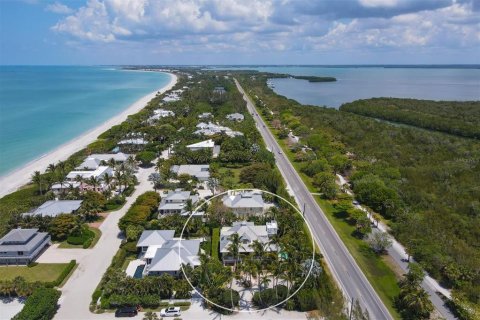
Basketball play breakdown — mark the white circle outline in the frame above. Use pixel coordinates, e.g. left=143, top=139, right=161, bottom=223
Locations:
left=178, top=188, right=316, bottom=313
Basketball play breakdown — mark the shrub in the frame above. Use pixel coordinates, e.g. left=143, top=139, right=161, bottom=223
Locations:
left=108, top=294, right=140, bottom=307
left=139, top=295, right=160, bottom=308
left=173, top=301, right=191, bottom=307
left=91, top=289, right=102, bottom=304
left=12, top=287, right=61, bottom=320
left=121, top=241, right=138, bottom=254
left=66, top=235, right=86, bottom=245
left=111, top=248, right=127, bottom=269
left=294, top=288, right=319, bottom=311
left=252, top=285, right=288, bottom=308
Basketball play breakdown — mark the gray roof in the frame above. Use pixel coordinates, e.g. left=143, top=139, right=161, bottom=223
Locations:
left=171, top=165, right=210, bottom=180
left=76, top=157, right=101, bottom=170
left=89, top=153, right=130, bottom=162
left=220, top=222, right=276, bottom=253
left=137, top=230, right=175, bottom=248
left=25, top=200, right=82, bottom=218
left=222, top=191, right=265, bottom=209
left=0, top=228, right=49, bottom=252
left=148, top=240, right=201, bottom=272
left=226, top=113, right=244, bottom=121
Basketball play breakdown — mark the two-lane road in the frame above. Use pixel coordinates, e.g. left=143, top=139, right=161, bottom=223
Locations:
left=235, top=79, right=393, bottom=319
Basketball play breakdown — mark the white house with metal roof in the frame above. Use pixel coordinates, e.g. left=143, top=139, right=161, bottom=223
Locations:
left=144, top=239, right=201, bottom=277
left=52, top=166, right=113, bottom=194
left=132, top=230, right=201, bottom=277
left=171, top=164, right=210, bottom=181
left=186, top=139, right=220, bottom=158
left=222, top=190, right=266, bottom=216
left=194, top=122, right=243, bottom=138
left=76, top=153, right=130, bottom=170
left=0, top=228, right=51, bottom=265
left=23, top=200, right=82, bottom=218
left=136, top=230, right=175, bottom=254
left=226, top=113, right=244, bottom=122
left=158, top=189, right=199, bottom=216
left=220, top=221, right=278, bottom=264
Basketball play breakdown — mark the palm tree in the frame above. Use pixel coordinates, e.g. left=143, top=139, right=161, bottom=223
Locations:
left=31, top=171, right=43, bottom=195
left=47, top=163, right=56, bottom=173
left=207, top=177, right=219, bottom=195
left=114, top=170, right=124, bottom=192
left=400, top=287, right=433, bottom=319
left=108, top=158, right=116, bottom=169
left=227, top=233, right=242, bottom=273
left=88, top=176, right=100, bottom=192
left=102, top=173, right=113, bottom=198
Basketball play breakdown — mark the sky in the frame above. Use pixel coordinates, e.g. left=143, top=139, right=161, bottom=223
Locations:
left=0, top=0, right=479, bottom=65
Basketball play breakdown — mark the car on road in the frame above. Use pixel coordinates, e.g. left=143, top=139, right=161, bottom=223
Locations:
left=352, top=200, right=359, bottom=205
left=115, top=307, right=138, bottom=317
left=160, top=306, right=181, bottom=317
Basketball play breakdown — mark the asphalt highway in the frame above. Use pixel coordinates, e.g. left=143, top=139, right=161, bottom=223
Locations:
left=235, top=79, right=393, bottom=320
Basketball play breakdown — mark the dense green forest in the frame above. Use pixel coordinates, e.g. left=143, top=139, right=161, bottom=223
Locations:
left=341, top=98, right=480, bottom=139
left=236, top=72, right=480, bottom=318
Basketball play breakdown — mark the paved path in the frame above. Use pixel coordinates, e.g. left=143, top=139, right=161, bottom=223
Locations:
left=54, top=166, right=156, bottom=320
left=235, top=79, right=392, bottom=319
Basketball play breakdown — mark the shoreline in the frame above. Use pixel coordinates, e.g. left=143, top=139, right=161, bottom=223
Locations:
left=0, top=72, right=177, bottom=198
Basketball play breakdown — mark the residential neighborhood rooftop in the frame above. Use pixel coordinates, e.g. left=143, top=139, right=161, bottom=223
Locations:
left=24, top=200, right=83, bottom=218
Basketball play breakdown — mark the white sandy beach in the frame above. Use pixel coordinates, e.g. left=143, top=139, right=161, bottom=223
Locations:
left=0, top=72, right=177, bottom=198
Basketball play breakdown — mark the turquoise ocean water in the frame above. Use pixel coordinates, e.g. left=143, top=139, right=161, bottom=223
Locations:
left=0, top=66, right=170, bottom=176
left=214, top=66, right=480, bottom=108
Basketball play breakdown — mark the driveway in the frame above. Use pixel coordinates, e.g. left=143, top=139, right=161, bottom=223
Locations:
left=54, top=166, right=156, bottom=320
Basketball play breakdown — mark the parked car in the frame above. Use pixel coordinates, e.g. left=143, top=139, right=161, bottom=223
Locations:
left=115, top=307, right=138, bottom=317
left=160, top=306, right=181, bottom=317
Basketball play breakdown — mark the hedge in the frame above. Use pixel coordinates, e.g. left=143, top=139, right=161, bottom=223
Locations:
left=12, top=287, right=61, bottom=320
left=118, top=191, right=160, bottom=231
left=107, top=294, right=159, bottom=308
left=211, top=228, right=220, bottom=260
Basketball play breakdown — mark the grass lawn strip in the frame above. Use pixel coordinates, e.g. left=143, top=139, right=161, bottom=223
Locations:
left=0, top=263, right=70, bottom=282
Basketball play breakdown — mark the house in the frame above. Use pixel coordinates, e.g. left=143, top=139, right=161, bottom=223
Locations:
left=23, top=200, right=82, bottom=218
left=135, top=230, right=201, bottom=277
left=118, top=138, right=148, bottom=146
left=171, top=164, right=210, bottom=181
left=76, top=153, right=130, bottom=170
left=158, top=189, right=199, bottom=216
left=137, top=230, right=175, bottom=253
left=194, top=122, right=243, bottom=138
left=220, top=221, right=278, bottom=264
left=0, top=228, right=51, bottom=265
left=222, top=190, right=266, bottom=216
left=226, top=113, right=244, bottom=122
left=213, top=86, right=226, bottom=95
left=186, top=139, right=220, bottom=158
left=148, top=109, right=175, bottom=122
left=144, top=239, right=201, bottom=277
left=198, top=112, right=213, bottom=119
left=52, top=166, right=113, bottom=194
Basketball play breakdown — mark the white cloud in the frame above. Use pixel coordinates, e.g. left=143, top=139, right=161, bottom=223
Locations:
left=45, top=2, right=73, bottom=14
left=50, top=0, right=480, bottom=55
left=359, top=0, right=398, bottom=8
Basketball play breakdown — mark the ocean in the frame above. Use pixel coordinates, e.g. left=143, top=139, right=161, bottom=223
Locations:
left=216, top=66, right=480, bottom=108
left=0, top=66, right=170, bottom=176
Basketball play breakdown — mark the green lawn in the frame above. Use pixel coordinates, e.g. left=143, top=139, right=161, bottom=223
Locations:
left=58, top=226, right=102, bottom=249
left=265, top=120, right=402, bottom=319
left=0, top=263, right=70, bottom=282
